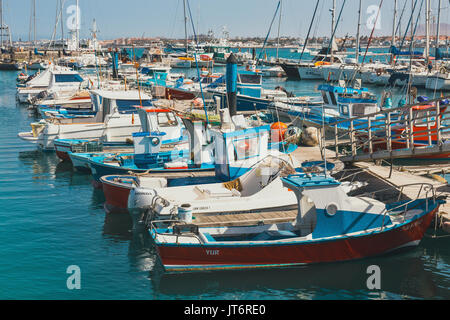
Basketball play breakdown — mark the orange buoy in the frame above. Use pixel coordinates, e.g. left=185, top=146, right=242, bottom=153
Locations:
left=270, top=122, right=288, bottom=143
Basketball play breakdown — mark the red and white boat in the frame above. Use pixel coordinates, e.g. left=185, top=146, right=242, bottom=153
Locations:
left=357, top=100, right=450, bottom=161
left=150, top=173, right=443, bottom=272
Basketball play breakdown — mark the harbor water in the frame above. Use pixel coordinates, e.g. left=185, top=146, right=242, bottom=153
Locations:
left=1, top=49, right=449, bottom=299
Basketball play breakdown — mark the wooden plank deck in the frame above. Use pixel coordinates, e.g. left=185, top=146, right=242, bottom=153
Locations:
left=193, top=209, right=298, bottom=227
left=354, top=162, right=450, bottom=226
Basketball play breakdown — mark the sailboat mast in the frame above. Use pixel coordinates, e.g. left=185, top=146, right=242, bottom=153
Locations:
left=183, top=0, right=188, bottom=54
left=392, top=0, right=398, bottom=47
left=76, top=0, right=79, bottom=51
left=436, top=0, right=441, bottom=48
left=0, top=0, right=3, bottom=48
left=60, top=0, right=64, bottom=47
left=276, top=0, right=282, bottom=61
left=331, top=0, right=336, bottom=62
left=33, top=0, right=36, bottom=47
left=355, top=0, right=362, bottom=63
left=425, top=0, right=430, bottom=59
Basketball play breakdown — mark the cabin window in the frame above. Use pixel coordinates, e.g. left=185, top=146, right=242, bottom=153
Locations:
left=352, top=104, right=375, bottom=117
left=341, top=105, right=349, bottom=115
left=238, top=74, right=261, bottom=84
left=157, top=112, right=178, bottom=127
left=329, top=92, right=337, bottom=105
left=103, top=98, right=112, bottom=122
left=321, top=92, right=329, bottom=104
left=232, top=136, right=260, bottom=160
left=116, top=99, right=152, bottom=113
left=92, top=95, right=99, bottom=112
left=54, top=74, right=83, bottom=83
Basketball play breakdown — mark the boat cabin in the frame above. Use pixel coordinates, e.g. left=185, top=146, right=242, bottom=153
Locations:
left=280, top=174, right=390, bottom=238
left=136, top=107, right=185, bottom=145
left=212, top=124, right=270, bottom=181
left=90, top=89, right=152, bottom=122
left=318, top=83, right=379, bottom=118
left=236, top=71, right=263, bottom=98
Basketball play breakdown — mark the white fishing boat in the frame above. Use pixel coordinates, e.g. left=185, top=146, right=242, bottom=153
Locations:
left=128, top=155, right=299, bottom=221
left=16, top=65, right=86, bottom=104
left=18, top=89, right=153, bottom=150
left=425, top=72, right=450, bottom=91
left=27, top=60, right=49, bottom=70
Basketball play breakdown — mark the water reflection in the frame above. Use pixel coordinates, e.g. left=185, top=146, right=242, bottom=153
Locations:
left=18, top=150, right=58, bottom=177
left=103, top=212, right=133, bottom=240
left=149, top=245, right=448, bottom=300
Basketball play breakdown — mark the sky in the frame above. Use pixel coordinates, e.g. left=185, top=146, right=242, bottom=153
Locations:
left=1, top=0, right=449, bottom=41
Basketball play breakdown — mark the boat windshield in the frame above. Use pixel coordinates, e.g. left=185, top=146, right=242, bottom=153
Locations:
left=116, top=99, right=152, bottom=113
left=54, top=74, right=83, bottom=83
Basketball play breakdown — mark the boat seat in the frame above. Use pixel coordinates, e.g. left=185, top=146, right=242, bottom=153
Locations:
left=201, top=232, right=216, bottom=242
left=194, top=185, right=241, bottom=198
left=251, top=230, right=298, bottom=241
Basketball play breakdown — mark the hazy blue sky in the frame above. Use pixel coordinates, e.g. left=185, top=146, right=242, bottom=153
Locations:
left=1, top=0, right=448, bottom=41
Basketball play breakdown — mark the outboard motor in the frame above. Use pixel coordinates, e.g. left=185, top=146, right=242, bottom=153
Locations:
left=127, top=187, right=158, bottom=219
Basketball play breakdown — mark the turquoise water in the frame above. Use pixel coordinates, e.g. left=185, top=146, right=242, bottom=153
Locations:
left=0, top=50, right=449, bottom=299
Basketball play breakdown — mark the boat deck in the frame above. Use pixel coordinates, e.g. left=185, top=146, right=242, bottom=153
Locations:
left=193, top=209, right=298, bottom=227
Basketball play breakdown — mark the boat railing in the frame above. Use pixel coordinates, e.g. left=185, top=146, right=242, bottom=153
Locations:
left=327, top=95, right=450, bottom=162
left=149, top=219, right=204, bottom=244
left=357, top=182, right=436, bottom=230
left=333, top=167, right=373, bottom=182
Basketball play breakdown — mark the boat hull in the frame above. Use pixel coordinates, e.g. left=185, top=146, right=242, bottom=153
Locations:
left=101, top=176, right=135, bottom=213
left=153, top=207, right=437, bottom=272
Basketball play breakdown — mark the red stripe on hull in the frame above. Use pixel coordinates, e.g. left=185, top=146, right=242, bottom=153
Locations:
left=156, top=208, right=436, bottom=270
left=102, top=181, right=131, bottom=211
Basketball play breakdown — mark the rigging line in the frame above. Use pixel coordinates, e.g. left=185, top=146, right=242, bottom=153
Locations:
left=256, top=1, right=281, bottom=64
left=169, top=0, right=181, bottom=39
left=361, top=0, right=384, bottom=66
left=397, top=0, right=419, bottom=54
left=394, top=0, right=409, bottom=44
left=312, top=0, right=325, bottom=44
left=298, top=0, right=320, bottom=63
left=406, top=0, right=424, bottom=100
left=324, top=0, right=347, bottom=62
left=186, top=0, right=209, bottom=127
left=48, top=0, right=61, bottom=49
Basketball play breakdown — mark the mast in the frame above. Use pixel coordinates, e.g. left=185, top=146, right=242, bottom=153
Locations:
left=425, top=0, right=430, bottom=59
left=355, top=0, right=362, bottom=63
left=0, top=0, right=3, bottom=48
left=276, top=0, right=282, bottom=61
left=331, top=0, right=336, bottom=61
left=410, top=0, right=414, bottom=40
left=60, top=0, right=64, bottom=47
left=76, top=0, right=79, bottom=51
left=183, top=0, right=188, bottom=54
left=33, top=0, right=36, bottom=47
left=436, top=0, right=441, bottom=48
left=391, top=0, right=398, bottom=48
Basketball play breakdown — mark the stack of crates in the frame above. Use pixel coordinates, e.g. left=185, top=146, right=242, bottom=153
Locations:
left=71, top=140, right=104, bottom=153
